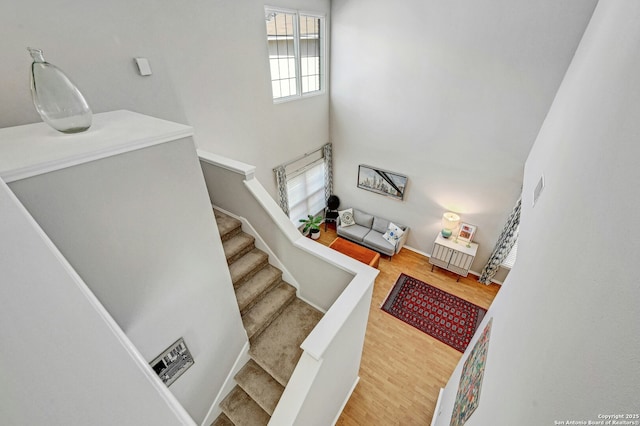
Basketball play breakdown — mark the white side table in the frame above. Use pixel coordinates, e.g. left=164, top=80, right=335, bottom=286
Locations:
left=429, top=234, right=478, bottom=281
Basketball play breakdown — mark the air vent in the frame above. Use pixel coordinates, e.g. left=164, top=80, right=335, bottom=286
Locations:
left=150, top=337, right=194, bottom=387
left=533, top=175, right=545, bottom=206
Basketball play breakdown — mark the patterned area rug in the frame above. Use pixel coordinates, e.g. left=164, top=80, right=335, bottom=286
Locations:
left=381, top=274, right=486, bottom=352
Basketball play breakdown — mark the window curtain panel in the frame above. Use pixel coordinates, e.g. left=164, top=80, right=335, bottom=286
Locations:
left=323, top=143, right=333, bottom=203
left=274, top=165, right=289, bottom=216
left=274, top=143, right=333, bottom=218
left=479, top=197, right=521, bottom=284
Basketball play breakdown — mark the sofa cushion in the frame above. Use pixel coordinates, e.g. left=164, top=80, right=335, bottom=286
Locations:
left=372, top=217, right=390, bottom=234
left=382, top=222, right=405, bottom=245
left=353, top=209, right=374, bottom=228
left=337, top=223, right=370, bottom=242
left=338, top=208, right=355, bottom=227
left=363, top=231, right=395, bottom=256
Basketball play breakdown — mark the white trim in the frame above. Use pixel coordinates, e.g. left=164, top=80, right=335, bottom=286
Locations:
left=403, top=244, right=430, bottom=258
left=213, top=206, right=304, bottom=293
left=200, top=341, right=251, bottom=426
left=403, top=245, right=503, bottom=285
left=197, top=149, right=256, bottom=180
left=264, top=6, right=327, bottom=102
left=331, top=376, right=359, bottom=426
left=0, top=110, right=193, bottom=183
left=430, top=388, right=444, bottom=426
left=214, top=205, right=329, bottom=314
left=0, top=179, right=196, bottom=424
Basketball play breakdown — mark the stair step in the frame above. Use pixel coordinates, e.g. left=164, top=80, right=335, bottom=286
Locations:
left=250, top=298, right=324, bottom=386
left=214, top=209, right=242, bottom=242
left=210, top=412, right=234, bottom=426
left=220, top=386, right=270, bottom=426
left=243, top=281, right=297, bottom=341
left=222, top=232, right=255, bottom=265
left=235, top=359, right=285, bottom=416
left=236, top=265, right=283, bottom=314
left=229, top=248, right=269, bottom=288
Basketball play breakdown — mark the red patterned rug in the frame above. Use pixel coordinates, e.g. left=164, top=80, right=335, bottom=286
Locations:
left=381, top=274, right=486, bottom=352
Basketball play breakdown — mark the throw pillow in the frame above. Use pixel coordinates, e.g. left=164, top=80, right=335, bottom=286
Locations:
left=383, top=222, right=405, bottom=244
left=338, top=208, right=356, bottom=227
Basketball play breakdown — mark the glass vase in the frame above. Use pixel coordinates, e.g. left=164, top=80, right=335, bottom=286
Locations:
left=28, top=47, right=92, bottom=133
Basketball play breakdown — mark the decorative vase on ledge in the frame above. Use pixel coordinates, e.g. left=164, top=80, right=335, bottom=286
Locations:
left=28, top=47, right=92, bottom=133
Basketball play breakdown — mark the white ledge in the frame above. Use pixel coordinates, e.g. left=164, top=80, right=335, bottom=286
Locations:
left=197, top=149, right=256, bottom=179
left=0, top=110, right=193, bottom=183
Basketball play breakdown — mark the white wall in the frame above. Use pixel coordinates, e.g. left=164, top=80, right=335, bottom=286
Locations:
left=435, top=1, right=640, bottom=424
left=0, top=180, right=194, bottom=425
left=8, top=139, right=246, bottom=423
left=0, top=0, right=329, bottom=197
left=329, top=0, right=597, bottom=267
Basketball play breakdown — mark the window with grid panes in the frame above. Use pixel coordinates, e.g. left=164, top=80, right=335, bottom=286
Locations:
left=265, top=7, right=325, bottom=101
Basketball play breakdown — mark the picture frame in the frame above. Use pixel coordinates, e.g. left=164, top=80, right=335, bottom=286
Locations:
left=450, top=318, right=493, bottom=426
left=457, top=223, right=477, bottom=242
left=357, top=165, right=408, bottom=200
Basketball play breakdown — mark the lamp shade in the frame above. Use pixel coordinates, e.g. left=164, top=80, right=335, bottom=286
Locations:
left=442, top=212, right=460, bottom=230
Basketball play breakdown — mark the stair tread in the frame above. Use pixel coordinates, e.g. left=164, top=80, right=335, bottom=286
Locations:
left=229, top=248, right=269, bottom=286
left=220, top=386, right=270, bottom=426
left=250, top=298, right=324, bottom=386
left=236, top=359, right=285, bottom=416
left=242, top=281, right=297, bottom=340
left=214, top=209, right=242, bottom=241
left=210, top=412, right=234, bottom=426
left=222, top=232, right=255, bottom=263
left=236, top=265, right=283, bottom=313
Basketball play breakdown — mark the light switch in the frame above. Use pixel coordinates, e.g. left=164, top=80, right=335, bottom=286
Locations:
left=134, top=57, right=152, bottom=76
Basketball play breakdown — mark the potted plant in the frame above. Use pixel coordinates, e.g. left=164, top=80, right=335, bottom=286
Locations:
left=299, top=214, right=323, bottom=240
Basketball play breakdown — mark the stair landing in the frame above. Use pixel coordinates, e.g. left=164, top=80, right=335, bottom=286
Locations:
left=250, top=298, right=323, bottom=386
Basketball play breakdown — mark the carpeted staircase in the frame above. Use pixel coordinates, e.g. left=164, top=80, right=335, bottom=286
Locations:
left=211, top=210, right=323, bottom=426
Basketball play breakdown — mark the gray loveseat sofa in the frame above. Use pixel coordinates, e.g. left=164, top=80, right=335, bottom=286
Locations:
left=337, top=208, right=409, bottom=257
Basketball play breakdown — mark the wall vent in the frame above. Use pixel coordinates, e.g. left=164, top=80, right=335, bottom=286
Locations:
left=533, top=175, right=545, bottom=206
left=150, top=337, right=194, bottom=387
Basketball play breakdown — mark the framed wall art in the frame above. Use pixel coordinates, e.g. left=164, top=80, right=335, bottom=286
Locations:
left=357, top=165, right=407, bottom=200
left=450, top=318, right=493, bottom=426
left=457, top=223, right=477, bottom=242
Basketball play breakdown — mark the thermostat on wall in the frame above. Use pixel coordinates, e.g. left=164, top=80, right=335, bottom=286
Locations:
left=150, top=337, right=194, bottom=387
left=134, top=57, right=152, bottom=76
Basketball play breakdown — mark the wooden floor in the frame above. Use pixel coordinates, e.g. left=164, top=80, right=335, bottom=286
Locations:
left=317, top=227, right=500, bottom=426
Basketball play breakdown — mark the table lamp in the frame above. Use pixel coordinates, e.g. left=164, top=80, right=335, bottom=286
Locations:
left=441, top=212, right=460, bottom=238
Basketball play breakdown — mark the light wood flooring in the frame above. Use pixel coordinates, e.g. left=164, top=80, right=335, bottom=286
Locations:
left=317, top=227, right=500, bottom=425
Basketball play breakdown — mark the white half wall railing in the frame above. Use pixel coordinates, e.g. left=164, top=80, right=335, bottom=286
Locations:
left=198, top=150, right=378, bottom=425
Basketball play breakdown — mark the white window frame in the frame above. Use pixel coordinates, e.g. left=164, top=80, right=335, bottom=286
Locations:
left=264, top=6, right=326, bottom=103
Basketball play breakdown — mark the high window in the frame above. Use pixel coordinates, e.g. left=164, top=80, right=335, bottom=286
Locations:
left=265, top=7, right=325, bottom=101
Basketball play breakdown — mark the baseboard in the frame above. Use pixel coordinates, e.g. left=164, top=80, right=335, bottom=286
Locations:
left=430, top=388, right=444, bottom=426
left=431, top=388, right=444, bottom=426
left=213, top=205, right=330, bottom=313
left=404, top=245, right=503, bottom=286
left=403, top=244, right=430, bottom=258
left=213, top=205, right=302, bottom=292
left=200, top=341, right=251, bottom=426
left=331, top=376, right=360, bottom=426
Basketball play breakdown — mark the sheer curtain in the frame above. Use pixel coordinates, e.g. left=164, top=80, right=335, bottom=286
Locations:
left=479, top=197, right=521, bottom=284
left=273, top=143, right=333, bottom=223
